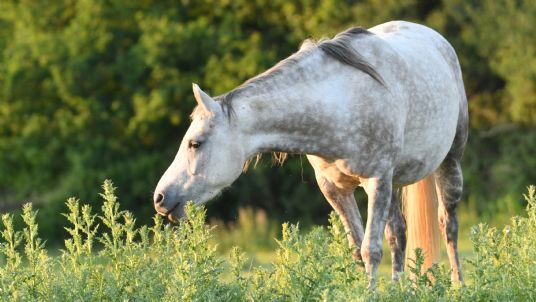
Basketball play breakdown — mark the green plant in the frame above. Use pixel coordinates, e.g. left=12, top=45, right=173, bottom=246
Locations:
left=210, top=207, right=278, bottom=253
left=1, top=182, right=535, bottom=301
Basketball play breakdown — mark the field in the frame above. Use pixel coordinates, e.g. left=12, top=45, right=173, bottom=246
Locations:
left=1, top=180, right=535, bottom=301
left=212, top=201, right=480, bottom=280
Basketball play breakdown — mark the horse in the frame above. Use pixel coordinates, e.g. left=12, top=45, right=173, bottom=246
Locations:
left=153, top=21, right=468, bottom=286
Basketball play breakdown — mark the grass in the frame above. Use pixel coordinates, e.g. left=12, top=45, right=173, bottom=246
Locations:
left=1, top=180, right=536, bottom=301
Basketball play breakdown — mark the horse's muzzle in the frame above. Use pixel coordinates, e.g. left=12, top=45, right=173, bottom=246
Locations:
left=153, top=191, right=184, bottom=222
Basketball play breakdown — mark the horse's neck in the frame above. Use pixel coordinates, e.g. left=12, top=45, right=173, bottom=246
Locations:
left=233, top=54, right=344, bottom=158
left=240, top=95, right=332, bottom=156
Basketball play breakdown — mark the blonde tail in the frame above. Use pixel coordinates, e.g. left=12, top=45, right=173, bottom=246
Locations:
left=402, top=175, right=441, bottom=271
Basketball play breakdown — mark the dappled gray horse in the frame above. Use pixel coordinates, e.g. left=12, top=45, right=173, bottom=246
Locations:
left=154, top=21, right=468, bottom=286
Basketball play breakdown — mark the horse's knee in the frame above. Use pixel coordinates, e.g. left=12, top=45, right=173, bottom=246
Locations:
left=361, top=244, right=382, bottom=266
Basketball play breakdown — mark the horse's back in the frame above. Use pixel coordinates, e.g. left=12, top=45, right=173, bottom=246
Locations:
left=368, top=21, right=466, bottom=183
left=370, top=21, right=464, bottom=106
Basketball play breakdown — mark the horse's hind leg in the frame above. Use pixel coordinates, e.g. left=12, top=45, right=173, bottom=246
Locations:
left=384, top=189, right=406, bottom=280
left=434, top=120, right=468, bottom=283
left=314, top=174, right=365, bottom=261
left=434, top=101, right=468, bottom=283
left=435, top=157, right=464, bottom=282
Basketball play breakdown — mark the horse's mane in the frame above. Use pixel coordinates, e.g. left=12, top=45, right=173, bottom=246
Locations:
left=317, top=27, right=385, bottom=85
left=217, top=27, right=385, bottom=170
left=215, top=27, right=385, bottom=117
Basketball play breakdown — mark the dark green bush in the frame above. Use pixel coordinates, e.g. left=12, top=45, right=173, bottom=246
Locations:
left=1, top=0, right=535, bottom=244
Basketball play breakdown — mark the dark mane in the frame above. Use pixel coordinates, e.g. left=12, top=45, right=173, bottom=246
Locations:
left=317, top=27, right=385, bottom=85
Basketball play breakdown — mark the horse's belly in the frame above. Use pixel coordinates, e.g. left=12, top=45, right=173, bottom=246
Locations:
left=393, top=103, right=459, bottom=184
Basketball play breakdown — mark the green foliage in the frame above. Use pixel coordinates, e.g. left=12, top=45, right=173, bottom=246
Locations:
left=463, top=129, right=536, bottom=217
left=0, top=204, right=50, bottom=301
left=1, top=181, right=231, bottom=301
left=0, top=0, right=534, bottom=244
left=466, top=186, right=536, bottom=301
left=237, top=214, right=368, bottom=300
left=463, top=0, right=536, bottom=124
left=1, top=182, right=536, bottom=301
left=423, top=0, right=536, bottom=127
left=210, top=207, right=278, bottom=253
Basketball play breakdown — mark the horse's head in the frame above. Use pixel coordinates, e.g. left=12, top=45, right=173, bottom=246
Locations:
left=153, top=84, right=246, bottom=221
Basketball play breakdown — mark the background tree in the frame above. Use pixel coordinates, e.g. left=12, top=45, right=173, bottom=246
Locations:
left=0, top=0, right=534, bottom=241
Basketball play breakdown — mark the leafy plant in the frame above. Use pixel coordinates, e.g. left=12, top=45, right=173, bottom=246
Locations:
left=1, top=182, right=535, bottom=301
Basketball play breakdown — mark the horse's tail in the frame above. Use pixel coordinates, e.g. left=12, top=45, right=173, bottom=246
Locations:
left=402, top=175, right=441, bottom=271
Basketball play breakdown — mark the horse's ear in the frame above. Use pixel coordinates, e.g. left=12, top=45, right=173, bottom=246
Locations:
left=192, top=83, right=220, bottom=114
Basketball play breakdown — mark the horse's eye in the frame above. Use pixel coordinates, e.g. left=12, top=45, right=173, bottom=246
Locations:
left=188, top=140, right=201, bottom=149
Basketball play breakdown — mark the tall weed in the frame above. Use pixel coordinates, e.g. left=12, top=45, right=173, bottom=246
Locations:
left=0, top=181, right=535, bottom=301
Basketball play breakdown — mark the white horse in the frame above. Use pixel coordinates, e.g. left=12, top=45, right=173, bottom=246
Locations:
left=154, top=21, right=468, bottom=286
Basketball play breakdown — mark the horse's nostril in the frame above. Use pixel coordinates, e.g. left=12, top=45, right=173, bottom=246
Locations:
left=154, top=193, right=164, bottom=205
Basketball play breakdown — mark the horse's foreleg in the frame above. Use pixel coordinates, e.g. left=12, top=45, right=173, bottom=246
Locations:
left=384, top=189, right=406, bottom=281
left=361, top=173, right=393, bottom=288
left=315, top=174, right=364, bottom=261
left=434, top=158, right=464, bottom=282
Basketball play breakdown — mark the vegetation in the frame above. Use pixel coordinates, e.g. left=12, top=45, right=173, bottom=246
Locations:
left=1, top=181, right=535, bottom=301
left=0, top=1, right=535, bottom=243
left=0, top=2, right=533, bottom=300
